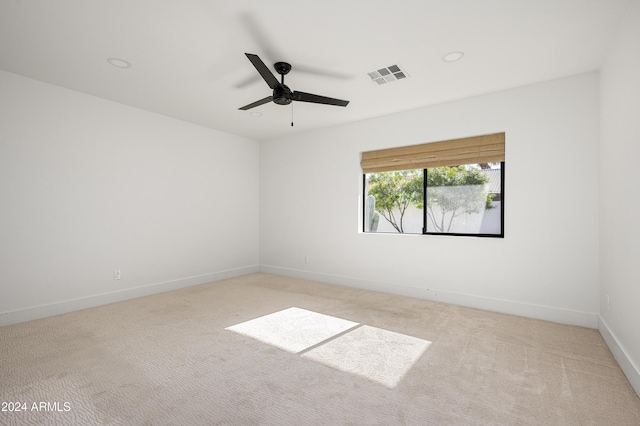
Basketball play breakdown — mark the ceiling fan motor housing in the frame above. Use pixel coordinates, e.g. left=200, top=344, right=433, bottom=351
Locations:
left=273, top=85, right=292, bottom=105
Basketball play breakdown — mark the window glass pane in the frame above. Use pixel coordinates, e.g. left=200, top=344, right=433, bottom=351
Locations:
left=425, top=163, right=502, bottom=235
left=364, top=169, right=423, bottom=234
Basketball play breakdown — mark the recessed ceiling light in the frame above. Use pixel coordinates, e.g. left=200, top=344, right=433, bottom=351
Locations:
left=249, top=111, right=262, bottom=117
left=442, top=51, right=464, bottom=62
left=107, top=58, right=132, bottom=69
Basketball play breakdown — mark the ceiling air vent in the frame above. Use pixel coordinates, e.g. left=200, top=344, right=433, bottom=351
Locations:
left=367, top=64, right=409, bottom=85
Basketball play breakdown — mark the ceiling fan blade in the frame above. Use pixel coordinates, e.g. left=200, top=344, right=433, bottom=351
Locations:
left=292, top=91, right=349, bottom=107
left=238, top=96, right=273, bottom=110
left=245, top=53, right=280, bottom=89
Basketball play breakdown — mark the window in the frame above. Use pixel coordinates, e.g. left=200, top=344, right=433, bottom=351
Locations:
left=361, top=133, right=504, bottom=237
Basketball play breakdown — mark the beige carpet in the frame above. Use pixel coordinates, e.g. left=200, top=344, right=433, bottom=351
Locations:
left=1, top=273, right=639, bottom=425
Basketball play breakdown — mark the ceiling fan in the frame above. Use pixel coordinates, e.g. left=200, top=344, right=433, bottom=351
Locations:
left=238, top=53, right=350, bottom=111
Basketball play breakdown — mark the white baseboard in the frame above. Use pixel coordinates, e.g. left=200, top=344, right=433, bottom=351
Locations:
left=259, top=265, right=599, bottom=328
left=2, top=263, right=601, bottom=332
left=599, top=316, right=640, bottom=398
left=0, top=265, right=259, bottom=327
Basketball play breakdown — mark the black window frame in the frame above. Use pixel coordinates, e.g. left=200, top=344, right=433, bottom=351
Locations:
left=363, top=162, right=505, bottom=238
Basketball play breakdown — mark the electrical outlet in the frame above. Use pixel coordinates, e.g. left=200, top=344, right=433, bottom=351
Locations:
left=606, top=295, right=610, bottom=311
left=114, top=269, right=121, bottom=280
left=304, top=255, right=309, bottom=264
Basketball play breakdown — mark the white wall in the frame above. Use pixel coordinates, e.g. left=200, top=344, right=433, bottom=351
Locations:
left=372, top=201, right=502, bottom=235
left=260, top=72, right=600, bottom=328
left=599, top=0, right=640, bottom=396
left=0, top=70, right=260, bottom=325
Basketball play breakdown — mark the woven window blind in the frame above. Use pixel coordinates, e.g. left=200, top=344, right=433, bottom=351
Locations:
left=361, top=132, right=505, bottom=173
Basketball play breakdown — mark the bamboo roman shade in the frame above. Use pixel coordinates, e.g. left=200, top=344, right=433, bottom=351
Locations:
left=361, top=132, right=505, bottom=173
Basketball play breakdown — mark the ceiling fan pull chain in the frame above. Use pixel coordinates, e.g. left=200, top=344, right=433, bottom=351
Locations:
left=291, top=103, right=294, bottom=127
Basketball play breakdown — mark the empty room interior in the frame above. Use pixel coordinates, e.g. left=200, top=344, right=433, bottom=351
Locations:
left=1, top=1, right=639, bottom=425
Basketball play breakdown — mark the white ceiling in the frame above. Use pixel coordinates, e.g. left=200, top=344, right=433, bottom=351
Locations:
left=0, top=0, right=631, bottom=142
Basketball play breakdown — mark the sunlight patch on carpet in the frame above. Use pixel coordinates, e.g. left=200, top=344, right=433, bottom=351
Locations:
left=226, top=307, right=431, bottom=388
left=302, top=325, right=431, bottom=388
left=225, top=307, right=359, bottom=353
